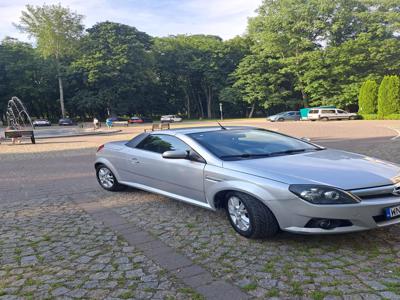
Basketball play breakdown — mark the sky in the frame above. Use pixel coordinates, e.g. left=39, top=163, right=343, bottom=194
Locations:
left=0, top=0, right=262, bottom=42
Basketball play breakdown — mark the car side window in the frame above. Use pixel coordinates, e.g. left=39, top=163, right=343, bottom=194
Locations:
left=336, top=110, right=346, bottom=114
left=321, top=110, right=335, bottom=114
left=136, top=134, right=189, bottom=154
left=288, top=112, right=295, bottom=116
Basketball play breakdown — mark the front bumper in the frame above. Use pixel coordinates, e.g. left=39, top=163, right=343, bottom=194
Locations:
left=272, top=195, right=400, bottom=234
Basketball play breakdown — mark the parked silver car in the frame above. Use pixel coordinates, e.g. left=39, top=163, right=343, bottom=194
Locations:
left=267, top=111, right=301, bottom=122
left=308, top=108, right=358, bottom=121
left=95, top=126, right=400, bottom=238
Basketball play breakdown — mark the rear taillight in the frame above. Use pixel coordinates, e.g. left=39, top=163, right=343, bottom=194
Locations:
left=97, top=144, right=105, bottom=152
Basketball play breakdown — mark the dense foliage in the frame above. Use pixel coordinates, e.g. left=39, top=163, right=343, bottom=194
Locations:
left=16, top=4, right=84, bottom=118
left=1, top=0, right=399, bottom=121
left=358, top=80, right=378, bottom=114
left=378, top=75, right=400, bottom=117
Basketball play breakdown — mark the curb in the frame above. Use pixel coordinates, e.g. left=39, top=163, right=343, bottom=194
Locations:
left=34, top=129, right=122, bottom=139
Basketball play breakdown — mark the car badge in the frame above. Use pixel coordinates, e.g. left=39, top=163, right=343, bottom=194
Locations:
left=393, top=185, right=400, bottom=196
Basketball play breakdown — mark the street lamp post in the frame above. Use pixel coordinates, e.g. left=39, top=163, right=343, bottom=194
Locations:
left=219, top=102, right=223, bottom=121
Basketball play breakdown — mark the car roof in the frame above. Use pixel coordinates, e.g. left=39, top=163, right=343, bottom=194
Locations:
left=151, top=126, right=255, bottom=135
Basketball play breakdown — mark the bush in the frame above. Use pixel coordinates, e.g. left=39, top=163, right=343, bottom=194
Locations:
left=378, top=75, right=400, bottom=117
left=358, top=80, right=378, bottom=114
left=360, top=114, right=400, bottom=120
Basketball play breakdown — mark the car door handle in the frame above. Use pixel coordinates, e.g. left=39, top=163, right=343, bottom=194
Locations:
left=131, top=158, right=140, bottom=164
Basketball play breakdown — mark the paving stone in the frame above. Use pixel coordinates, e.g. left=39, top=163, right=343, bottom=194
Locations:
left=51, top=287, right=70, bottom=296
left=20, top=255, right=38, bottom=266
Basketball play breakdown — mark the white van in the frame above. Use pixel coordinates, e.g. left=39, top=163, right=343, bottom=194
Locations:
left=308, top=108, right=358, bottom=121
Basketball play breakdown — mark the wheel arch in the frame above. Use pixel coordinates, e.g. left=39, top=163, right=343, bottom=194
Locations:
left=208, top=180, right=276, bottom=211
left=94, top=157, right=122, bottom=181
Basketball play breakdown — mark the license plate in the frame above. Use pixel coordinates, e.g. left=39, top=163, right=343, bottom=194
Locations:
left=385, top=205, right=400, bottom=219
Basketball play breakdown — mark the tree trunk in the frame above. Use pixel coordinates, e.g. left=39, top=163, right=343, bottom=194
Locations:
left=301, top=90, right=308, bottom=107
left=184, top=88, right=191, bottom=119
left=207, top=86, right=212, bottom=119
left=197, top=94, right=204, bottom=119
left=248, top=102, right=256, bottom=118
left=56, top=60, right=66, bottom=118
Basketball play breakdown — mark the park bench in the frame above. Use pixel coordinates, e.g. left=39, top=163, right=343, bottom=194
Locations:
left=5, top=129, right=35, bottom=144
left=145, top=123, right=170, bottom=132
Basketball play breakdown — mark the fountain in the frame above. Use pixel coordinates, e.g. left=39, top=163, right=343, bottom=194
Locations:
left=4, top=97, right=35, bottom=143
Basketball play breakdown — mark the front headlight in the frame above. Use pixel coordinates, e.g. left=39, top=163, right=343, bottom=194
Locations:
left=289, top=184, right=360, bottom=205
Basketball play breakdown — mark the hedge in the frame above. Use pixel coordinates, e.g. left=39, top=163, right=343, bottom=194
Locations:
left=358, top=80, right=378, bottom=114
left=378, top=75, right=400, bottom=117
left=360, top=114, right=400, bottom=120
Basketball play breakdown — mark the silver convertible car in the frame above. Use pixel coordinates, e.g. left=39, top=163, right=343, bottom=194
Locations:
left=95, top=126, right=400, bottom=238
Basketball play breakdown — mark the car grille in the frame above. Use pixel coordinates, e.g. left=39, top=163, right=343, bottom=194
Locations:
left=349, top=184, right=399, bottom=200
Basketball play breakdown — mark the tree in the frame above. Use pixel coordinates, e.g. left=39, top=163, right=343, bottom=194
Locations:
left=358, top=80, right=378, bottom=114
left=16, top=4, right=84, bottom=117
left=235, top=0, right=400, bottom=111
left=378, top=75, right=400, bottom=117
left=73, top=22, right=153, bottom=117
left=0, top=37, right=58, bottom=122
left=154, top=35, right=247, bottom=119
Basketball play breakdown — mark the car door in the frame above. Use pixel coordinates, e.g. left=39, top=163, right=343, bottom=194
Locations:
left=321, top=109, right=336, bottom=120
left=336, top=109, right=348, bottom=120
left=286, top=112, right=295, bottom=120
left=130, top=134, right=206, bottom=203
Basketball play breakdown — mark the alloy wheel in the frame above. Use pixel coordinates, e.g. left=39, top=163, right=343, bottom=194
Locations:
left=98, top=167, right=115, bottom=189
left=228, top=196, right=250, bottom=231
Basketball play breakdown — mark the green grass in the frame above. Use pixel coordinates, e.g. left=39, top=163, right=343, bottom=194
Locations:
left=310, top=291, right=328, bottom=300
left=382, top=281, right=400, bottom=294
left=120, top=290, right=135, bottom=299
left=186, top=223, right=195, bottom=229
left=262, top=261, right=275, bottom=273
left=177, top=287, right=204, bottom=300
left=242, top=282, right=257, bottom=292
left=265, top=288, right=279, bottom=297
left=25, top=278, right=41, bottom=286
left=290, top=282, right=304, bottom=296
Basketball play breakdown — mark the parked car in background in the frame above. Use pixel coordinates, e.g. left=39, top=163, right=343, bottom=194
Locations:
left=58, top=118, right=75, bottom=126
left=267, top=111, right=301, bottom=122
left=128, top=116, right=153, bottom=124
left=33, top=119, right=51, bottom=127
left=308, top=108, right=358, bottom=121
left=161, top=115, right=182, bottom=123
left=107, top=117, right=128, bottom=122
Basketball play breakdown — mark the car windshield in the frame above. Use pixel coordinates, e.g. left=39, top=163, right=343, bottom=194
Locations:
left=189, top=129, right=321, bottom=160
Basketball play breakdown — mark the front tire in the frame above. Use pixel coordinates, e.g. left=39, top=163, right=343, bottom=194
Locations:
left=96, top=165, right=125, bottom=191
left=225, top=192, right=279, bottom=239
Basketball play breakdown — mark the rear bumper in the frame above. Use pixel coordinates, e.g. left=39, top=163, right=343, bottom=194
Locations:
left=270, top=195, right=400, bottom=234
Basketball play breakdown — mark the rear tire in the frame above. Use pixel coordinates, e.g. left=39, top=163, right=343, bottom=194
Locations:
left=320, top=117, right=329, bottom=121
left=225, top=192, right=279, bottom=239
left=96, top=164, right=126, bottom=191
left=349, top=116, right=356, bottom=120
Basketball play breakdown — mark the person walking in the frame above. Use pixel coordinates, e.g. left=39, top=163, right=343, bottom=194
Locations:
left=93, top=117, right=99, bottom=130
left=106, top=118, right=113, bottom=129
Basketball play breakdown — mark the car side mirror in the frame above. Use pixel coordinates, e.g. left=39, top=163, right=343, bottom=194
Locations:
left=162, top=150, right=189, bottom=159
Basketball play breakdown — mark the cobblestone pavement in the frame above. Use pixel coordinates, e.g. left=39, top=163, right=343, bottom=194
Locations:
left=0, top=193, right=205, bottom=300
left=1, top=120, right=400, bottom=299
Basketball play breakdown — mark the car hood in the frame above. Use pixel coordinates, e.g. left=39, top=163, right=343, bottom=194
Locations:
left=223, top=149, right=400, bottom=190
